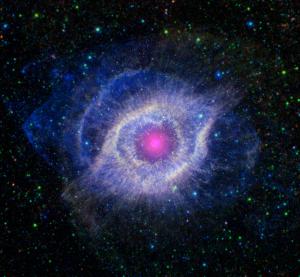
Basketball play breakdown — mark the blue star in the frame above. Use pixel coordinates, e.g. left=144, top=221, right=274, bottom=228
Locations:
left=149, top=243, right=155, bottom=250
left=214, top=70, right=224, bottom=80
left=246, top=20, right=255, bottom=28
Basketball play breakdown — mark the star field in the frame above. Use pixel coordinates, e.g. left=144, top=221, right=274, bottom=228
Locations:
left=1, top=1, right=299, bottom=276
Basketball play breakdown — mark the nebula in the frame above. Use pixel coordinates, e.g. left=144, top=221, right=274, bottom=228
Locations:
left=23, top=33, right=260, bottom=234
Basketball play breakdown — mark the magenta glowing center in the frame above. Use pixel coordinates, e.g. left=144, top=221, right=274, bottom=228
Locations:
left=136, top=126, right=176, bottom=162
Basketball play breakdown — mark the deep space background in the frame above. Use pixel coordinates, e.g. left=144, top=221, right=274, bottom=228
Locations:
left=1, top=1, right=300, bottom=276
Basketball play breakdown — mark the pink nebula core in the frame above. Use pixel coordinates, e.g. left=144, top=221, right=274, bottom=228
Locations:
left=136, top=126, right=176, bottom=162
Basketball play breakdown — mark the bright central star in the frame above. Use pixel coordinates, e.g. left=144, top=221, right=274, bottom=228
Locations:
left=136, top=126, right=176, bottom=162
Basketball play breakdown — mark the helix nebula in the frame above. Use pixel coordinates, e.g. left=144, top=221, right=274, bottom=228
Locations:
left=21, top=32, right=262, bottom=260
left=24, top=33, right=259, bottom=209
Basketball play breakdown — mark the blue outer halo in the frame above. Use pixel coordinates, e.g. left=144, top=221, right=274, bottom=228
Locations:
left=23, top=34, right=260, bottom=217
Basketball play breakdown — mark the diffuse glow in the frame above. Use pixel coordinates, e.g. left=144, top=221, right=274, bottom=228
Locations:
left=23, top=34, right=260, bottom=233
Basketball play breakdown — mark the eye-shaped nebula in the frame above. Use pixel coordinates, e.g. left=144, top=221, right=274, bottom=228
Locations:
left=23, top=32, right=260, bottom=258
